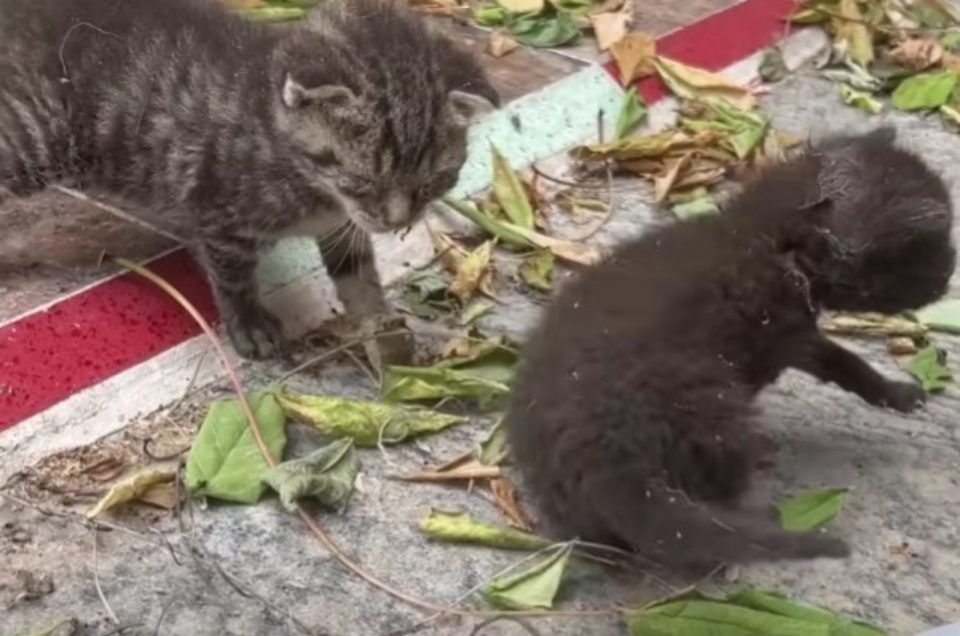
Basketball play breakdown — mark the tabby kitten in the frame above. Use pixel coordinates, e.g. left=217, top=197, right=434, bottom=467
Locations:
left=0, top=0, right=498, bottom=358
left=506, top=129, right=954, bottom=568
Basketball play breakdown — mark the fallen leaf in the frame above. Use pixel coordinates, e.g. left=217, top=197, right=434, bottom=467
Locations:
left=840, top=85, right=884, bottom=114
left=614, top=87, right=648, bottom=139
left=405, top=271, right=452, bottom=320
left=474, top=4, right=507, bottom=25
left=726, top=588, right=887, bottom=635
left=420, top=510, right=552, bottom=550
left=263, top=438, right=359, bottom=512
left=590, top=8, right=630, bottom=52
left=654, top=56, right=756, bottom=110
left=610, top=32, right=657, bottom=84
left=913, top=298, right=960, bottom=334
left=382, top=335, right=517, bottom=405
left=789, top=8, right=829, bottom=25
left=519, top=250, right=555, bottom=291
left=572, top=129, right=715, bottom=162
left=21, top=620, right=78, bottom=636
left=671, top=194, right=719, bottom=220
left=86, top=468, right=177, bottom=519
left=184, top=393, right=287, bottom=504
left=906, top=345, right=953, bottom=393
left=488, top=31, right=520, bottom=57
left=890, top=38, right=944, bottom=70
left=507, top=13, right=580, bottom=48
left=775, top=488, right=849, bottom=532
left=941, top=103, right=960, bottom=126
left=758, top=47, right=788, bottom=82
left=891, top=71, right=958, bottom=111
left=492, top=145, right=536, bottom=229
left=398, top=457, right=502, bottom=482
left=486, top=544, right=573, bottom=609
left=460, top=299, right=495, bottom=325
left=478, top=417, right=511, bottom=465
left=491, top=477, right=533, bottom=530
left=137, top=481, right=180, bottom=510
left=498, top=0, right=544, bottom=12
left=822, top=66, right=884, bottom=92
left=450, top=240, right=496, bottom=304
left=653, top=152, right=692, bottom=202
left=276, top=390, right=465, bottom=446
left=833, top=0, right=874, bottom=67
left=819, top=312, right=927, bottom=338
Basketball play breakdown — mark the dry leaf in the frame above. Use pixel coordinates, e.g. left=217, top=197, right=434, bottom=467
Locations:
left=611, top=33, right=657, bottom=84
left=590, top=9, right=631, bottom=52
left=397, top=458, right=502, bottom=483
left=942, top=52, right=960, bottom=73
left=887, top=337, right=918, bottom=356
left=653, top=152, right=692, bottom=201
left=86, top=468, right=177, bottom=519
left=654, top=56, right=756, bottom=110
left=673, top=165, right=726, bottom=189
left=833, top=0, right=874, bottom=66
left=488, top=32, right=520, bottom=58
left=450, top=241, right=495, bottom=303
left=890, top=38, right=944, bottom=70
left=490, top=477, right=533, bottom=530
left=137, top=481, right=180, bottom=509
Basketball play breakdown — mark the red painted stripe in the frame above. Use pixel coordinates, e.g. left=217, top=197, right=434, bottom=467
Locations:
left=0, top=0, right=795, bottom=432
left=603, top=0, right=796, bottom=101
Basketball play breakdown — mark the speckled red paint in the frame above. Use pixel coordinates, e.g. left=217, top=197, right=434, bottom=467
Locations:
left=0, top=250, right=216, bottom=430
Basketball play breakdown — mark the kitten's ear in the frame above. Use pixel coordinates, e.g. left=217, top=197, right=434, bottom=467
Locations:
left=282, top=74, right=356, bottom=110
left=447, top=90, right=496, bottom=127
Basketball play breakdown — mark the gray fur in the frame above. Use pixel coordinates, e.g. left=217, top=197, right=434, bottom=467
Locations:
left=0, top=0, right=498, bottom=358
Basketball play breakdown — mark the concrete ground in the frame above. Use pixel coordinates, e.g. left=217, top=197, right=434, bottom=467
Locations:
left=2, top=3, right=959, bottom=636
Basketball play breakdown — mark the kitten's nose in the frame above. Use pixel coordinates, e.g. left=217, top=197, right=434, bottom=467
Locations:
left=385, top=192, right=411, bottom=228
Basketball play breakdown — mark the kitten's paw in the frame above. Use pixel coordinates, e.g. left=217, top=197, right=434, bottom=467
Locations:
left=361, top=314, right=415, bottom=369
left=878, top=380, right=926, bottom=413
left=226, top=305, right=285, bottom=360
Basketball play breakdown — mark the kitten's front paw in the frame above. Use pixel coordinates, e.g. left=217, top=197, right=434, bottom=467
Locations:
left=225, top=304, right=285, bottom=360
left=878, top=380, right=926, bottom=413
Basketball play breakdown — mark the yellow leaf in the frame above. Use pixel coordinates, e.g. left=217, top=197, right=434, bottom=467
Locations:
left=528, top=232, right=604, bottom=265
left=491, top=145, right=536, bottom=229
left=833, top=0, right=874, bottom=66
left=610, top=33, right=657, bottom=84
left=138, top=481, right=180, bottom=510
left=890, top=38, right=944, bottom=70
left=572, top=129, right=718, bottom=162
left=86, top=468, right=177, bottom=519
left=653, top=56, right=756, bottom=110
left=590, top=10, right=631, bottom=52
left=498, top=0, right=544, bottom=12
left=488, top=31, right=520, bottom=57
left=450, top=241, right=495, bottom=303
left=653, top=152, right=692, bottom=201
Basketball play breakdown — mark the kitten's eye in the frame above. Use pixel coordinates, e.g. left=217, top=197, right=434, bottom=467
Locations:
left=305, top=150, right=339, bottom=167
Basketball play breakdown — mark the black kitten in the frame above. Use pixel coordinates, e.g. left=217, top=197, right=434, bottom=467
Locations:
left=505, top=128, right=955, bottom=568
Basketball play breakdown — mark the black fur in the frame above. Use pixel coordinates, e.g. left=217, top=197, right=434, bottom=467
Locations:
left=506, top=128, right=955, bottom=568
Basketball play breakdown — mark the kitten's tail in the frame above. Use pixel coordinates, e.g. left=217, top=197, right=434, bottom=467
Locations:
left=593, top=482, right=849, bottom=567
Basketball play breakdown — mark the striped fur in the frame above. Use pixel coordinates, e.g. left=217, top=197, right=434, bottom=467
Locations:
left=0, top=0, right=497, bottom=358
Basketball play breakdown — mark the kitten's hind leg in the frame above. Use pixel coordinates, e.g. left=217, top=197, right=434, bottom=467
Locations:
left=197, top=235, right=284, bottom=360
left=794, top=334, right=925, bottom=412
left=317, top=225, right=413, bottom=365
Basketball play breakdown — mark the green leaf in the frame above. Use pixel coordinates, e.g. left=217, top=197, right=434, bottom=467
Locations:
left=506, top=13, right=580, bottom=48
left=671, top=194, right=719, bottom=220
left=629, top=614, right=762, bottom=635
left=788, top=8, right=828, bottom=24
left=634, top=601, right=828, bottom=636
left=891, top=71, right=958, bottom=111
left=276, top=390, right=465, bottom=446
left=443, top=197, right=534, bottom=248
left=774, top=488, right=849, bottom=532
left=236, top=6, right=306, bottom=22
left=474, top=4, right=507, bottom=25
left=519, top=250, right=555, bottom=291
left=184, top=392, right=287, bottom=504
left=726, top=588, right=887, bottom=636
left=914, top=298, right=960, bottom=334
left=460, top=300, right=495, bottom=325
left=491, top=145, right=536, bottom=230
left=840, top=85, right=883, bottom=114
left=420, top=510, right=552, bottom=550
left=19, top=620, right=76, bottom=636
left=941, top=31, right=960, bottom=53
left=405, top=272, right=452, bottom=320
left=478, top=417, right=510, bottom=465
left=263, top=438, right=359, bottom=512
left=906, top=345, right=953, bottom=393
left=615, top=87, right=648, bottom=140
left=941, top=104, right=960, bottom=127
left=486, top=544, right=573, bottom=609
left=758, top=47, right=788, bottom=83
left=908, top=2, right=953, bottom=28
left=679, top=98, right=768, bottom=160
left=382, top=337, right=517, bottom=406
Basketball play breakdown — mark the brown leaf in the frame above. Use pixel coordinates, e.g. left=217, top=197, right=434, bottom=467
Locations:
left=610, top=33, right=657, bottom=84
left=138, top=481, right=180, bottom=509
left=488, top=32, right=520, bottom=58
left=591, top=10, right=631, bottom=52
left=890, top=38, right=944, bottom=71
left=397, top=458, right=502, bottom=483
left=490, top=477, right=534, bottom=531
left=653, top=152, right=692, bottom=201
left=941, top=52, right=960, bottom=74
left=673, top=165, right=726, bottom=190
left=887, top=337, right=918, bottom=356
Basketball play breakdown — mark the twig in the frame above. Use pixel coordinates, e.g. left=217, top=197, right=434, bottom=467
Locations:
left=92, top=525, right=120, bottom=624
left=343, top=347, right=379, bottom=388
left=530, top=165, right=608, bottom=190
left=153, top=598, right=177, bottom=636
left=278, top=328, right=410, bottom=383
left=566, top=110, right=617, bottom=241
